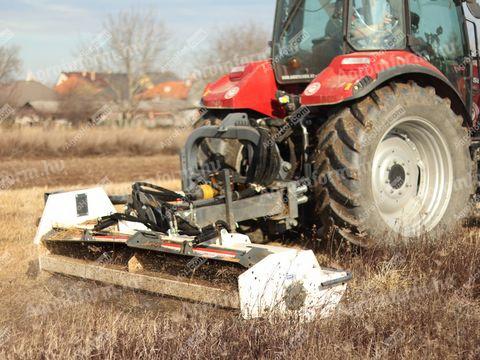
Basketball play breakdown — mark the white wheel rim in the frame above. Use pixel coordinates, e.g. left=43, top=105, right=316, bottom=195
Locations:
left=371, top=117, right=454, bottom=236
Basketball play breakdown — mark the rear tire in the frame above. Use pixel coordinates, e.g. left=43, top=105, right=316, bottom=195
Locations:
left=314, top=81, right=474, bottom=247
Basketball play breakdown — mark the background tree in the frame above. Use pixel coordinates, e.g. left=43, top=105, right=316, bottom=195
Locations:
left=190, top=22, right=270, bottom=99
left=76, top=8, right=169, bottom=116
left=58, top=86, right=99, bottom=126
left=0, top=45, right=21, bottom=85
left=0, top=45, right=21, bottom=124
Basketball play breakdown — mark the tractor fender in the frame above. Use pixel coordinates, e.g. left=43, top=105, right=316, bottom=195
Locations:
left=201, top=60, right=285, bottom=118
left=301, top=51, right=470, bottom=124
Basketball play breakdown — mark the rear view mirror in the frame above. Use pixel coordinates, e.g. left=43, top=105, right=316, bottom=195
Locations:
left=467, top=0, right=480, bottom=18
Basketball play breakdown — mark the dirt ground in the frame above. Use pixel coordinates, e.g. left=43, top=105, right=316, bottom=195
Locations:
left=0, top=155, right=181, bottom=189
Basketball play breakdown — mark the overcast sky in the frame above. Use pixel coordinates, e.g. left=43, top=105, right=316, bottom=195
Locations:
left=0, top=0, right=275, bottom=83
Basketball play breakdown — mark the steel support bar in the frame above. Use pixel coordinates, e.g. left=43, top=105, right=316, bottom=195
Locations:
left=39, top=254, right=240, bottom=309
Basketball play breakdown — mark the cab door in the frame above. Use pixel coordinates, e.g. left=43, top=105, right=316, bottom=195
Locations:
left=409, top=0, right=471, bottom=108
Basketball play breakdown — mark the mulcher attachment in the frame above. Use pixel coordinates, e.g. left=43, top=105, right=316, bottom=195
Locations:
left=34, top=188, right=351, bottom=320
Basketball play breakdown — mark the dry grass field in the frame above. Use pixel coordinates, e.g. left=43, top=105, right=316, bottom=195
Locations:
left=0, top=127, right=188, bottom=159
left=0, top=127, right=184, bottom=189
left=0, top=128, right=479, bottom=359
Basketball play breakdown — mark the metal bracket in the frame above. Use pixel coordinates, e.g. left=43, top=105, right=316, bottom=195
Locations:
left=223, top=169, right=236, bottom=232
left=181, top=113, right=262, bottom=192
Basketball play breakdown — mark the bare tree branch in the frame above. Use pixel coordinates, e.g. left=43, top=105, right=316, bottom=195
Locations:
left=0, top=46, right=21, bottom=85
left=75, top=8, right=169, bottom=113
left=195, top=22, right=270, bottom=82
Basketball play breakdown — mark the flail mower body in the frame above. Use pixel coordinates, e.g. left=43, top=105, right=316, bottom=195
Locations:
left=35, top=183, right=350, bottom=320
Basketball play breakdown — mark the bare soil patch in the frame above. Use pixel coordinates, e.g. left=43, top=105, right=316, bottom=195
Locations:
left=0, top=155, right=181, bottom=189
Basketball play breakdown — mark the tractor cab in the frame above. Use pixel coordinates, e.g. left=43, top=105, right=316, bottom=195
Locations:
left=272, top=0, right=472, bottom=106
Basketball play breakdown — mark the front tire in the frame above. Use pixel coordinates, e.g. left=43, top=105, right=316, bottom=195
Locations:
left=314, top=81, right=474, bottom=247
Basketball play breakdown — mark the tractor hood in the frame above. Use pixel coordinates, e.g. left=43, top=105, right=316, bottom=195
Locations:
left=201, top=60, right=285, bottom=118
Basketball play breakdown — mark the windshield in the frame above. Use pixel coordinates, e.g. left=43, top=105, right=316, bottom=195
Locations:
left=273, top=0, right=345, bottom=82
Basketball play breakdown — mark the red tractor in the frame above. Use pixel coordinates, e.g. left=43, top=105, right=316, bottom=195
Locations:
left=185, top=0, right=480, bottom=246
left=35, top=0, right=480, bottom=317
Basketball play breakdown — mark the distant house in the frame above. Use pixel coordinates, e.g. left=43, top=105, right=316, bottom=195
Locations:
left=14, top=103, right=40, bottom=125
left=138, top=80, right=192, bottom=101
left=15, top=101, right=62, bottom=126
left=0, top=80, right=61, bottom=126
left=135, top=98, right=197, bottom=127
left=55, top=71, right=185, bottom=101
left=55, top=72, right=102, bottom=96
left=53, top=71, right=195, bottom=127
left=0, top=80, right=59, bottom=108
left=55, top=72, right=129, bottom=101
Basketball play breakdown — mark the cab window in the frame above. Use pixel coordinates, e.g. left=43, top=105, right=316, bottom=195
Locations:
left=348, top=0, right=406, bottom=50
left=273, top=0, right=345, bottom=81
left=409, top=0, right=469, bottom=97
